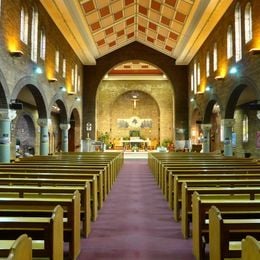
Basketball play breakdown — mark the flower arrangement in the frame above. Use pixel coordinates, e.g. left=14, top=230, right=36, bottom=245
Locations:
left=131, top=145, right=139, bottom=152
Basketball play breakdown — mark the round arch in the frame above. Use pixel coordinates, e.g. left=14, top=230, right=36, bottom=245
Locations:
left=83, top=42, right=188, bottom=139
left=11, top=76, right=48, bottom=119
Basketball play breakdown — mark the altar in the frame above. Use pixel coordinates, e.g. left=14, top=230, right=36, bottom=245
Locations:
left=121, top=137, right=150, bottom=149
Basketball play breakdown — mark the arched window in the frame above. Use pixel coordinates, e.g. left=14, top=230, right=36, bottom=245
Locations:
left=71, top=68, right=75, bottom=90
left=197, top=62, right=200, bottom=86
left=213, top=42, right=217, bottom=71
left=31, top=7, right=38, bottom=62
left=193, top=62, right=197, bottom=94
left=235, top=3, right=242, bottom=62
left=20, top=7, right=29, bottom=44
left=62, top=58, right=66, bottom=78
left=74, top=64, right=78, bottom=92
left=227, top=25, right=233, bottom=59
left=244, top=2, right=252, bottom=43
left=55, top=50, right=60, bottom=72
left=40, top=30, right=46, bottom=60
left=243, top=114, right=248, bottom=142
left=190, top=72, right=194, bottom=92
left=77, top=75, right=81, bottom=93
left=206, top=51, right=210, bottom=77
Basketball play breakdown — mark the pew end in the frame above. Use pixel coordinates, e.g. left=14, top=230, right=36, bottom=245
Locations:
left=242, top=236, right=260, bottom=260
left=6, top=234, right=32, bottom=260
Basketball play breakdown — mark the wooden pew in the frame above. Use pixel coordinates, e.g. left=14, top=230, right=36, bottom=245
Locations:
left=209, top=206, right=260, bottom=260
left=1, top=234, right=32, bottom=260
left=0, top=205, right=63, bottom=260
left=182, top=183, right=260, bottom=239
left=0, top=165, right=103, bottom=209
left=168, top=167, right=260, bottom=206
left=192, top=192, right=260, bottom=260
left=0, top=183, right=91, bottom=238
left=0, top=190, right=80, bottom=260
left=0, top=171, right=98, bottom=222
left=242, top=236, right=260, bottom=260
left=173, top=174, right=260, bottom=221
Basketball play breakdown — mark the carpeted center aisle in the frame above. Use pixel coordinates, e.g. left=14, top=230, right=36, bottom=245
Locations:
left=78, top=159, right=195, bottom=260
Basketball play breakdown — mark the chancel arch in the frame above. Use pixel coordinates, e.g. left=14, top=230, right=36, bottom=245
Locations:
left=96, top=65, right=174, bottom=149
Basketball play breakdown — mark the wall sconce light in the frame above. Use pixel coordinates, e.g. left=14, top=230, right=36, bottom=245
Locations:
left=48, top=77, right=57, bottom=83
left=59, top=86, right=67, bottom=92
left=249, top=48, right=260, bottom=55
left=33, top=66, right=43, bottom=74
left=9, top=50, right=24, bottom=58
left=190, top=97, right=195, bottom=102
left=215, top=75, right=225, bottom=81
left=257, top=111, right=260, bottom=120
left=205, top=85, right=211, bottom=92
left=75, top=96, right=81, bottom=101
left=229, top=66, right=238, bottom=75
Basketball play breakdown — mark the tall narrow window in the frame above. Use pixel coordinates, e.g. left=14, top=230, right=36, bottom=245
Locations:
left=197, top=62, right=200, bottom=86
left=20, top=7, right=29, bottom=44
left=31, top=7, right=38, bottom=62
left=55, top=50, right=60, bottom=73
left=244, top=3, right=252, bottom=43
left=213, top=43, right=217, bottom=71
left=74, top=64, right=78, bottom=92
left=193, top=62, right=197, bottom=94
left=77, top=75, right=81, bottom=93
left=206, top=52, right=210, bottom=77
left=243, top=114, right=248, bottom=142
left=71, top=68, right=75, bottom=92
left=235, top=3, right=242, bottom=62
left=62, top=58, right=66, bottom=78
left=0, top=0, right=2, bottom=14
left=191, top=73, right=194, bottom=92
left=40, top=30, right=46, bottom=60
left=227, top=25, right=233, bottom=59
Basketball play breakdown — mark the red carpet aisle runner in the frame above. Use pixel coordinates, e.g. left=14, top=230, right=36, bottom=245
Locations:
left=78, top=159, right=195, bottom=260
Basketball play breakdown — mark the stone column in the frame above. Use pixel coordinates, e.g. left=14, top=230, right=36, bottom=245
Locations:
left=222, top=119, right=235, bottom=156
left=60, top=123, right=70, bottom=152
left=0, top=109, right=16, bottom=162
left=201, top=124, right=212, bottom=153
left=37, top=118, right=49, bottom=156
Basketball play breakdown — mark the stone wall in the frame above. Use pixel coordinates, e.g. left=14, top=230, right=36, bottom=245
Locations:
left=96, top=80, right=173, bottom=146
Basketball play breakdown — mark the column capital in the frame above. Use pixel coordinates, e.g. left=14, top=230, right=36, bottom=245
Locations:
left=201, top=124, right=212, bottom=131
left=0, top=109, right=17, bottom=120
left=60, top=123, right=71, bottom=130
left=221, top=119, right=235, bottom=127
left=37, top=118, right=48, bottom=127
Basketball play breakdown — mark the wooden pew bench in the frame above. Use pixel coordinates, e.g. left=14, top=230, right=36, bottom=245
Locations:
left=0, top=205, right=63, bottom=260
left=0, top=166, right=103, bottom=210
left=159, top=160, right=259, bottom=194
left=209, top=206, right=260, bottom=260
left=181, top=183, right=260, bottom=239
left=0, top=184, right=91, bottom=237
left=167, top=168, right=260, bottom=207
left=0, top=171, right=98, bottom=222
left=192, top=192, right=260, bottom=260
left=10, top=161, right=112, bottom=195
left=0, top=234, right=32, bottom=260
left=171, top=172, right=260, bottom=221
left=0, top=190, right=80, bottom=260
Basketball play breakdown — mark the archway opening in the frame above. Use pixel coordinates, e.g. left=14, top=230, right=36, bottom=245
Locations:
left=96, top=60, right=174, bottom=151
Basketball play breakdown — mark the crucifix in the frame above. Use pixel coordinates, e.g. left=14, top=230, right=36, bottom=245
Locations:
left=131, top=98, right=139, bottom=109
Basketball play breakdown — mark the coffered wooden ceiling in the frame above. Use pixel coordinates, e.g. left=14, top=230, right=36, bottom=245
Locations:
left=40, top=0, right=233, bottom=65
